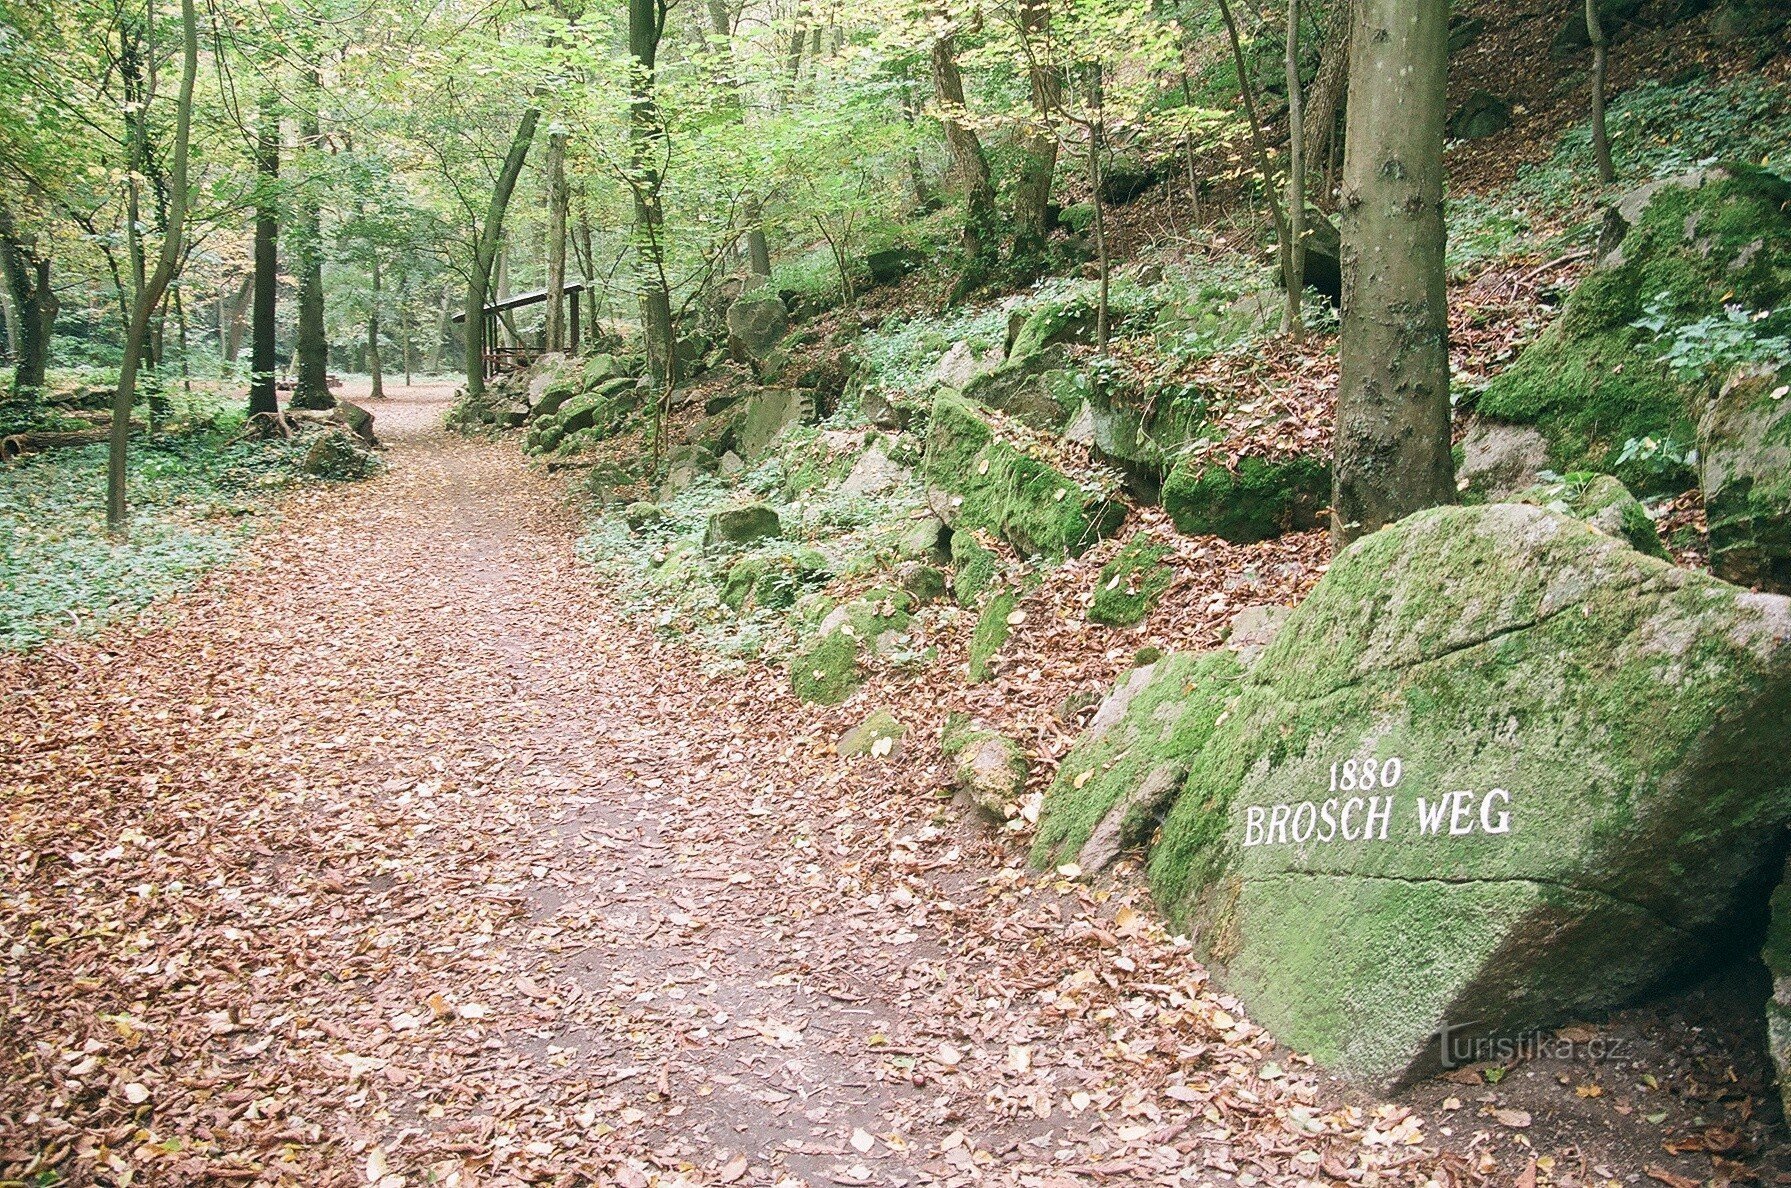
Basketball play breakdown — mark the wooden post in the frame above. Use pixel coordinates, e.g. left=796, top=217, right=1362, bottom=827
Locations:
left=570, top=289, right=581, bottom=354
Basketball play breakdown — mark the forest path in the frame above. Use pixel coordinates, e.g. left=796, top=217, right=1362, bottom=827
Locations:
left=0, top=386, right=1411, bottom=1188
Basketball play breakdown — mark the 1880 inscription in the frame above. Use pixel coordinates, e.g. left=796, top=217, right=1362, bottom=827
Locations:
left=1241, top=755, right=1513, bottom=848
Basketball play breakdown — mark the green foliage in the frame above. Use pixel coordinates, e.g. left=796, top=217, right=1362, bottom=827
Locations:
left=0, top=426, right=323, bottom=650
left=1634, top=297, right=1791, bottom=382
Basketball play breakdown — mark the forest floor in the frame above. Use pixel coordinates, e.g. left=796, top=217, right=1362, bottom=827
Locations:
left=1, top=385, right=1784, bottom=1188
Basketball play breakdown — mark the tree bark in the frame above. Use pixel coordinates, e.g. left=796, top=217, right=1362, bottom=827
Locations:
left=108, top=0, right=197, bottom=535
left=367, top=252, right=383, bottom=400
left=1332, top=0, right=1455, bottom=546
left=291, top=63, right=331, bottom=409
left=464, top=108, right=540, bottom=399
left=1587, top=0, right=1615, bottom=184
left=250, top=88, right=280, bottom=417
left=0, top=206, right=56, bottom=398
left=428, top=282, right=451, bottom=373
left=1009, top=0, right=1061, bottom=260
left=544, top=129, right=570, bottom=350
left=1302, top=0, right=1352, bottom=209
left=221, top=275, right=252, bottom=363
left=629, top=0, right=677, bottom=389
left=1285, top=0, right=1306, bottom=339
left=928, top=5, right=997, bottom=266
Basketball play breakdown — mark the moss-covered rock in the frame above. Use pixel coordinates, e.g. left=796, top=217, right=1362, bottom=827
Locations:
left=581, top=352, right=627, bottom=389
left=1700, top=365, right=1791, bottom=592
left=1476, top=165, right=1791, bottom=489
left=1763, top=856, right=1791, bottom=1119
left=623, top=501, right=664, bottom=531
left=839, top=709, right=906, bottom=759
left=922, top=392, right=1126, bottom=559
left=300, top=429, right=378, bottom=480
left=1033, top=651, right=1245, bottom=873
left=1132, top=502, right=1791, bottom=1086
left=818, top=587, right=914, bottom=650
left=950, top=532, right=999, bottom=606
left=1088, top=537, right=1176, bottom=625
left=1513, top=473, right=1668, bottom=559
left=737, top=389, right=814, bottom=460
left=1162, top=453, right=1329, bottom=542
left=968, top=590, right=1019, bottom=682
left=897, top=562, right=948, bottom=605
left=1006, top=299, right=1096, bottom=363
left=942, top=715, right=1029, bottom=819
left=705, top=503, right=781, bottom=547
left=790, top=631, right=862, bottom=705
left=960, top=348, right=1075, bottom=432
left=533, top=378, right=582, bottom=419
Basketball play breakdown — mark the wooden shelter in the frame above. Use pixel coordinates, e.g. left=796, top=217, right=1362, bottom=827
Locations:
left=452, top=281, right=586, bottom=379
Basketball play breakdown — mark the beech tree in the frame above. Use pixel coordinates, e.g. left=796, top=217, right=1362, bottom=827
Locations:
left=1331, top=0, right=1455, bottom=545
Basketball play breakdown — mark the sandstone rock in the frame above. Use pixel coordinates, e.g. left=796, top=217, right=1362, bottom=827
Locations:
left=866, top=246, right=923, bottom=286
left=944, top=719, right=1029, bottom=819
left=299, top=429, right=378, bottom=480
left=1088, top=536, right=1175, bottom=626
left=736, top=389, right=812, bottom=459
left=1458, top=417, right=1550, bottom=498
left=1224, top=604, right=1291, bottom=664
left=1162, top=453, right=1328, bottom=542
left=725, top=295, right=790, bottom=364
left=704, top=503, right=781, bottom=547
left=1699, top=365, right=1791, bottom=592
left=935, top=341, right=1001, bottom=389
left=716, top=450, right=746, bottom=480
left=1132, top=503, right=1791, bottom=1086
left=839, top=710, right=906, bottom=759
left=623, top=501, right=663, bottom=531
left=1447, top=90, right=1511, bottom=139
left=840, top=443, right=910, bottom=498
left=335, top=399, right=378, bottom=445
left=1514, top=473, right=1667, bottom=559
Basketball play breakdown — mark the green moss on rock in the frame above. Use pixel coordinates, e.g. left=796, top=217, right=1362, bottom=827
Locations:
left=1476, top=166, right=1791, bottom=487
left=1134, top=502, right=1791, bottom=1085
left=790, top=631, right=862, bottom=705
left=1700, top=366, right=1791, bottom=592
left=950, top=532, right=1000, bottom=607
left=923, top=392, right=1125, bottom=559
left=968, top=590, right=1019, bottom=682
left=1514, top=473, right=1667, bottom=559
left=1162, top=454, right=1329, bottom=542
left=1088, top=537, right=1176, bottom=625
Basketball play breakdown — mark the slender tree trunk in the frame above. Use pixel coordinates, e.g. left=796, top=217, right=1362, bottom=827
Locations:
left=109, top=0, right=196, bottom=535
left=399, top=286, right=412, bottom=385
left=1009, top=0, right=1061, bottom=260
left=1217, top=0, right=1296, bottom=305
left=544, top=131, right=570, bottom=349
left=1332, top=0, right=1454, bottom=546
left=0, top=209, right=56, bottom=398
left=464, top=108, right=539, bottom=400
left=1284, top=0, right=1306, bottom=339
left=1088, top=115, right=1109, bottom=348
left=368, top=253, right=383, bottom=400
left=0, top=258, right=18, bottom=363
left=629, top=0, right=677, bottom=389
left=428, top=282, right=451, bottom=373
left=250, top=88, right=280, bottom=416
left=221, top=275, right=252, bottom=362
left=1587, top=0, right=1615, bottom=184
left=899, top=82, right=936, bottom=212
left=1303, top=0, right=1352, bottom=209
left=292, top=63, right=331, bottom=409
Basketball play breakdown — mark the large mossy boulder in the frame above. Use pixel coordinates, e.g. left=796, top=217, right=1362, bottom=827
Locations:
left=961, top=348, right=1076, bottom=432
left=1699, top=366, right=1791, bottom=592
left=736, top=389, right=814, bottom=460
left=922, top=392, right=1126, bottom=559
left=726, top=294, right=790, bottom=364
left=1100, top=503, right=1791, bottom=1087
left=1475, top=165, right=1791, bottom=489
left=1162, top=453, right=1330, bottom=542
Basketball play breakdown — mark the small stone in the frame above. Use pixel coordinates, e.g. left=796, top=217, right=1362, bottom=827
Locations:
left=839, top=710, right=906, bottom=759
left=704, top=503, right=781, bottom=547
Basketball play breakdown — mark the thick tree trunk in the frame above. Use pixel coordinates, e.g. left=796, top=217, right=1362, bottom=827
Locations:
left=1303, top=0, right=1352, bottom=209
left=544, top=130, right=570, bottom=350
left=630, top=0, right=677, bottom=389
left=1009, top=0, right=1061, bottom=260
left=1587, top=0, right=1615, bottom=183
left=464, top=108, right=540, bottom=400
left=928, top=8, right=997, bottom=264
left=291, top=65, right=331, bottom=410
left=1285, top=0, right=1306, bottom=338
left=250, top=88, right=279, bottom=417
left=108, top=0, right=197, bottom=535
left=1332, top=0, right=1455, bottom=546
left=0, top=209, right=56, bottom=398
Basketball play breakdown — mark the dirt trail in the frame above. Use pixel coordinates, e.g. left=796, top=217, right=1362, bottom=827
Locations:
left=1, top=388, right=1454, bottom=1186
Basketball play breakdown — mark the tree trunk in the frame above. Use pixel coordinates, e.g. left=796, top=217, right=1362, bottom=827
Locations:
left=1587, top=0, right=1615, bottom=184
left=629, top=0, right=677, bottom=389
left=929, top=6, right=997, bottom=266
left=0, top=208, right=56, bottom=398
left=109, top=0, right=196, bottom=535
left=544, top=130, right=570, bottom=350
left=1332, top=0, right=1455, bottom=547
left=367, top=253, right=383, bottom=401
left=250, top=88, right=280, bottom=417
left=1217, top=0, right=1296, bottom=306
left=1284, top=0, right=1306, bottom=339
left=427, top=282, right=451, bottom=373
left=1009, top=0, right=1061, bottom=260
left=221, top=275, right=252, bottom=363
left=464, top=108, right=540, bottom=400
left=1303, top=0, right=1352, bottom=209
left=291, top=64, right=331, bottom=409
